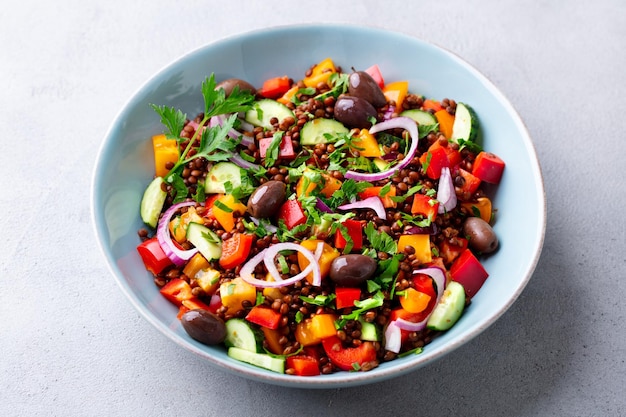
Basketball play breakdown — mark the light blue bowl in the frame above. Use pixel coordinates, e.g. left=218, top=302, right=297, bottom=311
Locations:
left=92, top=24, right=545, bottom=388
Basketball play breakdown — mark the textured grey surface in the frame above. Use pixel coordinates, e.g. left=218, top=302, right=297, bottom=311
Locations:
left=1, top=1, right=625, bottom=416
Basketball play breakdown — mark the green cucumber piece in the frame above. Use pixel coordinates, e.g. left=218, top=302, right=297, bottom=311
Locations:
left=205, top=162, right=243, bottom=194
left=427, top=281, right=466, bottom=331
left=451, top=103, right=479, bottom=143
left=224, top=318, right=260, bottom=352
left=185, top=222, right=222, bottom=260
left=300, top=118, right=349, bottom=145
left=140, top=177, right=167, bottom=228
left=227, top=347, right=285, bottom=374
left=245, top=99, right=294, bottom=129
left=358, top=318, right=380, bottom=342
left=400, top=109, right=437, bottom=126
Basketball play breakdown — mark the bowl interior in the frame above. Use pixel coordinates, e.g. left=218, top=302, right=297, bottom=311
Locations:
left=92, top=24, right=545, bottom=388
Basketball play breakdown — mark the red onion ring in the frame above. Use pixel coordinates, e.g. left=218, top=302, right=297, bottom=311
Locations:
left=338, top=196, right=387, bottom=220
left=384, top=320, right=402, bottom=353
left=209, top=114, right=253, bottom=146
left=437, top=167, right=457, bottom=213
left=229, top=153, right=260, bottom=170
left=344, top=117, right=419, bottom=182
left=315, top=198, right=333, bottom=213
left=156, top=201, right=199, bottom=266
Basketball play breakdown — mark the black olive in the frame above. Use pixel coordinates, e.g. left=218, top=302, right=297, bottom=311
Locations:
left=463, top=217, right=499, bottom=254
left=329, top=255, right=378, bottom=287
left=181, top=309, right=227, bottom=345
left=334, top=96, right=378, bottom=129
left=215, top=78, right=256, bottom=97
left=348, top=71, right=387, bottom=107
left=247, top=181, right=286, bottom=219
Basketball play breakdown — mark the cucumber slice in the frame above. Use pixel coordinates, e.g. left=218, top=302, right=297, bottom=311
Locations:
left=300, top=118, right=349, bottom=145
left=451, top=103, right=479, bottom=143
left=244, top=99, right=294, bottom=129
left=186, top=222, right=222, bottom=260
left=427, top=281, right=466, bottom=331
left=227, top=347, right=285, bottom=374
left=224, top=318, right=260, bottom=352
left=400, top=109, right=437, bottom=126
left=358, top=318, right=380, bottom=342
left=140, top=177, right=167, bottom=228
left=205, top=162, right=243, bottom=194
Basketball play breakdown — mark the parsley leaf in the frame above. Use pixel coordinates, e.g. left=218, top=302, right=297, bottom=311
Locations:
left=150, top=104, right=186, bottom=139
left=263, top=131, right=284, bottom=167
left=364, top=222, right=397, bottom=254
left=337, top=291, right=384, bottom=328
left=202, top=74, right=255, bottom=118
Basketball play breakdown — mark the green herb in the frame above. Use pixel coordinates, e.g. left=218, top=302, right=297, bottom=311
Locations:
left=295, top=311, right=304, bottom=324
left=255, top=292, right=265, bottom=306
left=165, top=172, right=189, bottom=203
left=263, top=131, right=284, bottom=167
left=325, top=178, right=372, bottom=210
left=150, top=105, right=186, bottom=139
left=213, top=199, right=233, bottom=213
left=366, top=280, right=381, bottom=293
left=337, top=291, right=384, bottom=328
left=201, top=73, right=255, bottom=118
left=456, top=138, right=482, bottom=153
left=314, top=73, right=349, bottom=101
left=277, top=254, right=290, bottom=275
left=421, top=151, right=432, bottom=173
left=224, top=172, right=255, bottom=200
left=192, top=181, right=206, bottom=203
left=299, top=294, right=335, bottom=307
left=471, top=205, right=481, bottom=218
left=390, top=184, right=423, bottom=203
left=397, top=347, right=424, bottom=358
left=418, top=124, right=439, bottom=139
left=364, top=222, right=397, bottom=254
left=401, top=212, right=432, bottom=228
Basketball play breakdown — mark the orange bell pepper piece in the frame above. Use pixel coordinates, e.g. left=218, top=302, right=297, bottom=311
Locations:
left=277, top=85, right=299, bottom=105
left=219, top=277, right=257, bottom=315
left=383, top=81, right=409, bottom=108
left=358, top=185, right=397, bottom=208
left=152, top=134, right=180, bottom=178
left=350, top=129, right=381, bottom=157
left=297, top=240, right=339, bottom=284
left=219, top=233, right=254, bottom=269
left=259, top=75, right=292, bottom=99
left=461, top=197, right=493, bottom=224
left=399, top=287, right=432, bottom=313
left=397, top=234, right=432, bottom=264
left=422, top=99, right=444, bottom=112
left=303, top=57, right=336, bottom=88
left=295, top=318, right=323, bottom=347
left=295, top=170, right=342, bottom=199
left=434, top=109, right=455, bottom=139
left=310, top=314, right=337, bottom=340
left=212, top=194, right=247, bottom=232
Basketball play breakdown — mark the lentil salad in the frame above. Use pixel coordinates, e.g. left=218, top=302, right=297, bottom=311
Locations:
left=136, top=58, right=506, bottom=376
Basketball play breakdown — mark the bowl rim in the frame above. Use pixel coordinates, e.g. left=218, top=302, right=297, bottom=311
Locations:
left=91, top=23, right=547, bottom=388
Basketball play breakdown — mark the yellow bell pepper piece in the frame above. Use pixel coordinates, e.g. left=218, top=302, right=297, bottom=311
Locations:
left=351, top=129, right=381, bottom=157
left=303, top=57, right=336, bottom=88
left=262, top=273, right=283, bottom=301
left=152, top=134, right=179, bottom=177
left=297, top=240, right=339, bottom=284
left=399, top=287, right=432, bottom=313
left=310, top=314, right=337, bottom=339
left=383, top=80, right=409, bottom=109
left=194, top=268, right=221, bottom=295
left=219, top=277, right=257, bottom=315
left=397, top=234, right=432, bottom=264
left=183, top=252, right=210, bottom=279
left=295, top=318, right=323, bottom=347
left=295, top=169, right=342, bottom=199
left=169, top=206, right=203, bottom=243
left=461, top=197, right=493, bottom=224
left=213, top=194, right=247, bottom=232
left=277, top=85, right=299, bottom=105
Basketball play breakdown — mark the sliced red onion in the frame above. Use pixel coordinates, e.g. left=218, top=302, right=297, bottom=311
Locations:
left=237, top=118, right=254, bottom=133
left=384, top=321, right=402, bottom=353
left=229, top=153, right=260, bottom=170
left=437, top=166, right=457, bottom=213
left=249, top=216, right=278, bottom=234
left=315, top=198, right=333, bottom=213
left=338, top=196, right=387, bottom=220
left=209, top=114, right=252, bottom=145
left=344, top=117, right=419, bottom=182
left=156, top=201, right=199, bottom=266
left=382, top=105, right=396, bottom=121
left=413, top=266, right=447, bottom=302
left=394, top=317, right=428, bottom=333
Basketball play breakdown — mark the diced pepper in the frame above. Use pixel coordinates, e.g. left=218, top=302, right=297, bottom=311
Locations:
left=297, top=240, right=339, bottom=284
left=427, top=139, right=462, bottom=168
left=169, top=206, right=203, bottom=243
left=258, top=135, right=296, bottom=160
left=350, top=129, right=381, bottom=157
left=295, top=318, right=323, bottom=347
left=277, top=199, right=307, bottom=229
left=434, top=110, right=455, bottom=139
left=310, top=314, right=337, bottom=340
left=259, top=75, right=291, bottom=99
left=382, top=80, right=409, bottom=109
left=364, top=64, right=385, bottom=89
left=439, top=237, right=469, bottom=265
left=359, top=185, right=397, bottom=208
left=261, top=327, right=284, bottom=355
left=286, top=355, right=321, bottom=376
left=412, top=272, right=438, bottom=314
left=397, top=234, right=432, bottom=264
left=219, top=233, right=254, bottom=270
left=181, top=297, right=213, bottom=313
left=450, top=249, right=489, bottom=298
left=461, top=197, right=493, bottom=223
left=183, top=252, right=210, bottom=279
left=321, top=335, right=377, bottom=371
left=262, top=274, right=283, bottom=301
left=203, top=193, right=222, bottom=220
left=303, top=58, right=336, bottom=88
left=419, top=146, right=449, bottom=179
left=472, top=151, right=505, bottom=184
left=246, top=306, right=282, bottom=330
left=159, top=278, right=193, bottom=307
left=410, top=193, right=439, bottom=221
left=152, top=134, right=180, bottom=178
left=422, top=99, right=444, bottom=112
left=399, top=287, right=432, bottom=313
left=295, top=170, right=342, bottom=199
left=219, top=277, right=257, bottom=315
left=277, top=85, right=299, bottom=105
left=212, top=194, right=247, bottom=232
left=137, top=237, right=173, bottom=275
left=193, top=267, right=221, bottom=295
left=335, top=287, right=361, bottom=310
left=456, top=168, right=482, bottom=197
left=334, top=219, right=363, bottom=251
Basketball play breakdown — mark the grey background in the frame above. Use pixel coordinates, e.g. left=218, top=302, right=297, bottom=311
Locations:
left=2, top=1, right=624, bottom=416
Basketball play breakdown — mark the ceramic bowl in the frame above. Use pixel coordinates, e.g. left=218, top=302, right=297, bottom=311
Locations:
left=92, top=24, right=545, bottom=388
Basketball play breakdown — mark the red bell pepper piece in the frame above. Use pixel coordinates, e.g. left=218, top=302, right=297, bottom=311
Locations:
left=245, top=306, right=282, bottom=330
left=419, top=146, right=449, bottom=179
left=177, top=297, right=215, bottom=319
left=472, top=151, right=505, bottom=184
left=219, top=233, right=254, bottom=270
left=428, top=140, right=462, bottom=168
left=334, top=219, right=363, bottom=251
left=204, top=193, right=222, bottom=220
left=335, top=287, right=361, bottom=310
left=321, top=335, right=377, bottom=371
left=450, top=249, right=489, bottom=298
left=259, top=75, right=291, bottom=99
left=439, top=237, right=469, bottom=265
left=258, top=135, right=296, bottom=160
left=410, top=193, right=439, bottom=221
left=159, top=278, right=193, bottom=306
left=277, top=199, right=307, bottom=229
left=286, top=355, right=321, bottom=376
left=422, top=99, right=444, bottom=112
left=137, top=237, right=173, bottom=275
left=456, top=168, right=482, bottom=197
left=364, top=64, right=385, bottom=89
